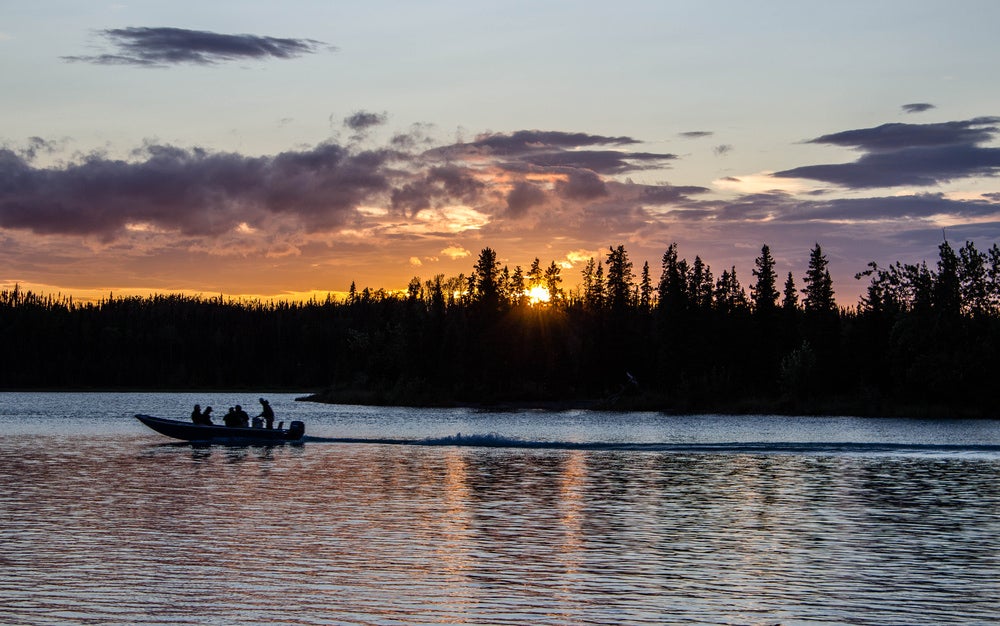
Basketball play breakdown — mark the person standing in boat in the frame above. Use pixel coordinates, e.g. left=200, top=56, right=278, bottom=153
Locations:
left=258, top=398, right=275, bottom=429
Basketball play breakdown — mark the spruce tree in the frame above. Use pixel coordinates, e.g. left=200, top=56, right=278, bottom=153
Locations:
left=751, top=244, right=779, bottom=313
left=782, top=272, right=798, bottom=311
left=639, top=261, right=652, bottom=310
left=605, top=245, right=635, bottom=312
left=802, top=244, right=835, bottom=313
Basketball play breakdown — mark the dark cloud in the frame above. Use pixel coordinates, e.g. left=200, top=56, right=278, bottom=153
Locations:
left=390, top=165, right=485, bottom=216
left=711, top=191, right=1000, bottom=224
left=513, top=149, right=672, bottom=174
left=62, top=27, right=330, bottom=66
left=505, top=182, right=548, bottom=217
left=637, top=183, right=710, bottom=205
left=555, top=170, right=607, bottom=200
left=803, top=118, right=999, bottom=152
left=0, top=142, right=393, bottom=237
left=902, top=103, right=935, bottom=114
left=18, top=137, right=64, bottom=161
left=343, top=111, right=389, bottom=131
left=427, top=130, right=675, bottom=176
left=713, top=144, right=733, bottom=156
left=679, top=131, right=713, bottom=139
left=471, top=130, right=640, bottom=152
left=774, top=117, right=1000, bottom=188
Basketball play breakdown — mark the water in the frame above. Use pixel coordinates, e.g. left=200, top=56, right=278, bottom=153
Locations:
left=1, top=392, right=998, bottom=625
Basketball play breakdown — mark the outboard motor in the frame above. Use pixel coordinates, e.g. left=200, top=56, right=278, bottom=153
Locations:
left=288, top=420, right=305, bottom=439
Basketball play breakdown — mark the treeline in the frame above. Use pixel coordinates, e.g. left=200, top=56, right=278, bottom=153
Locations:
left=2, top=239, right=1000, bottom=416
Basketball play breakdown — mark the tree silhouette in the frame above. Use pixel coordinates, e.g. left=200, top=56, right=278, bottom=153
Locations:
left=751, top=244, right=779, bottom=314
left=802, top=244, right=836, bottom=313
left=605, top=245, right=635, bottom=312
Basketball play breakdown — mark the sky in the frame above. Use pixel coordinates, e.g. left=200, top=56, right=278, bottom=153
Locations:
left=3, top=0, right=1000, bottom=303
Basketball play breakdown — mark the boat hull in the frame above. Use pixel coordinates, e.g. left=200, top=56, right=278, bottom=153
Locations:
left=136, top=414, right=305, bottom=443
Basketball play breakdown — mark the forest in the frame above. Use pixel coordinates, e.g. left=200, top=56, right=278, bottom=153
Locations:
left=3, top=239, right=1000, bottom=417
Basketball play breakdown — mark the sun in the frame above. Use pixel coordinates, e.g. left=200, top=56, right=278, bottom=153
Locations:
left=526, top=286, right=550, bottom=305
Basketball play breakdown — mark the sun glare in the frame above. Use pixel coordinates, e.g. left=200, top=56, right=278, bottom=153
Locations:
left=526, top=286, right=550, bottom=305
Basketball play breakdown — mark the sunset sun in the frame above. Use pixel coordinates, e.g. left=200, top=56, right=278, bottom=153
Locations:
left=526, top=286, right=550, bottom=305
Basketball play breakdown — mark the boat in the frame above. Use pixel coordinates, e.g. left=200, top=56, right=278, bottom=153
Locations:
left=135, top=414, right=305, bottom=443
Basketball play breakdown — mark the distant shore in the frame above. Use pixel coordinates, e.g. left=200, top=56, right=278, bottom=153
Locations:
left=0, top=386, right=989, bottom=419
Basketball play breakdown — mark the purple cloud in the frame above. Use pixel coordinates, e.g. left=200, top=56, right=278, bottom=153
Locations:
left=62, top=27, right=331, bottom=66
left=343, top=111, right=389, bottom=131
left=0, top=142, right=394, bottom=237
left=506, top=182, right=548, bottom=217
left=775, top=117, right=1000, bottom=188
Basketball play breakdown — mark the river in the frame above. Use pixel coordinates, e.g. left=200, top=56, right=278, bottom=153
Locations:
left=1, top=392, right=998, bottom=625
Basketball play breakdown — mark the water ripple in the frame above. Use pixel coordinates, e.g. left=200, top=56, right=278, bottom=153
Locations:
left=1, top=424, right=999, bottom=624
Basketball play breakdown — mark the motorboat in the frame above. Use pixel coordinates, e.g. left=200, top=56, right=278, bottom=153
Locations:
left=136, top=414, right=305, bottom=443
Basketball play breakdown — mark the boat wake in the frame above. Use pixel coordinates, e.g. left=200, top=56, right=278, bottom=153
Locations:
left=300, top=434, right=1000, bottom=456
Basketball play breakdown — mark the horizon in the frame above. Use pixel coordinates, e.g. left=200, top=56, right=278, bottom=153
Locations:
left=3, top=1, right=999, bottom=304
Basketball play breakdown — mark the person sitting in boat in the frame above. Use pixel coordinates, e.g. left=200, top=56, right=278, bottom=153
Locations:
left=258, top=398, right=275, bottom=429
left=234, top=405, right=250, bottom=428
left=201, top=406, right=214, bottom=425
left=191, top=404, right=202, bottom=424
left=223, top=407, right=240, bottom=428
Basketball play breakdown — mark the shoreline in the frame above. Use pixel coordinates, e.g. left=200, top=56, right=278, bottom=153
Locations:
left=1, top=387, right=992, bottom=419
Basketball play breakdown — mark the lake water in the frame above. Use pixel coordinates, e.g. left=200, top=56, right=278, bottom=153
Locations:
left=1, top=392, right=998, bottom=625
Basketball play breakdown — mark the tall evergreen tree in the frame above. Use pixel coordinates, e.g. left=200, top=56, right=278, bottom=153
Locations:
left=605, top=245, right=635, bottom=312
left=802, top=244, right=836, bottom=313
left=751, top=244, right=779, bottom=314
left=590, top=261, right=606, bottom=309
left=657, top=243, right=689, bottom=314
left=510, top=266, right=527, bottom=307
left=471, top=247, right=502, bottom=310
left=527, top=258, right=543, bottom=289
left=544, top=261, right=565, bottom=304
left=689, top=256, right=714, bottom=311
left=782, top=272, right=798, bottom=311
left=639, top=261, right=653, bottom=310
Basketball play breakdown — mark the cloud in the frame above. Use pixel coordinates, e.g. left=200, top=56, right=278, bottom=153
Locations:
left=343, top=111, right=389, bottom=131
left=62, top=27, right=331, bottom=66
left=441, top=246, right=471, bottom=260
left=390, top=165, right=485, bottom=216
left=506, top=181, right=548, bottom=217
left=9, top=116, right=997, bottom=299
left=0, top=142, right=395, bottom=238
left=635, top=182, right=710, bottom=204
left=555, top=170, right=608, bottom=200
left=902, top=103, right=935, bottom=114
left=471, top=130, right=641, bottom=151
left=774, top=117, right=1000, bottom=188
left=429, top=130, right=674, bottom=175
left=713, top=144, right=733, bottom=156
left=679, top=131, right=713, bottom=139
left=706, top=191, right=1000, bottom=224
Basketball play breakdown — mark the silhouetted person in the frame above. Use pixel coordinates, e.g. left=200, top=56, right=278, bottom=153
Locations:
left=258, top=398, right=275, bottom=429
left=234, top=404, right=250, bottom=428
left=224, top=407, right=240, bottom=428
left=191, top=404, right=202, bottom=424
left=201, top=406, right=214, bottom=425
